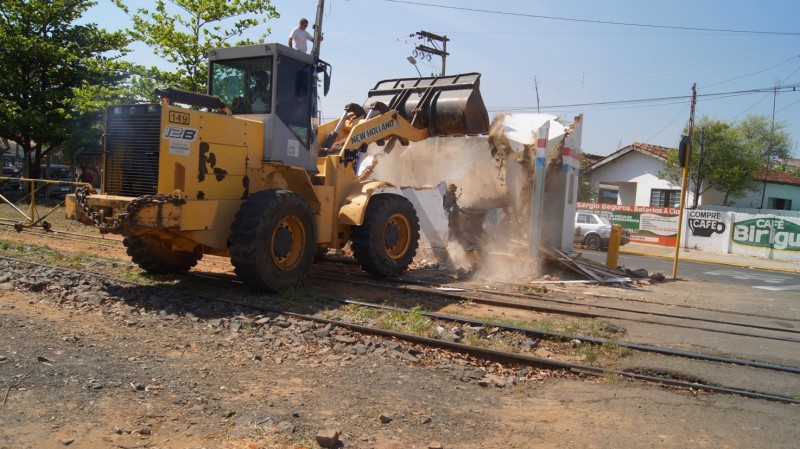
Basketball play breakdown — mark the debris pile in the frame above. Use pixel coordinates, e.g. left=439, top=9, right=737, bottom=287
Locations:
left=543, top=247, right=631, bottom=284
left=543, top=246, right=665, bottom=285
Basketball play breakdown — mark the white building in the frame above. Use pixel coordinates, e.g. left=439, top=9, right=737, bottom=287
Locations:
left=588, top=142, right=800, bottom=211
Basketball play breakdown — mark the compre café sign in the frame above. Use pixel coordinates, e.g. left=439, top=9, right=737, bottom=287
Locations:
left=733, top=218, right=800, bottom=251
left=687, top=210, right=726, bottom=237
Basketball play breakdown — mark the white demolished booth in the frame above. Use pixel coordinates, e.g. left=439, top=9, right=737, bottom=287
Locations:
left=357, top=113, right=582, bottom=274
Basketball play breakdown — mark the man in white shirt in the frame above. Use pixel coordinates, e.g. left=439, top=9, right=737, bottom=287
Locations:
left=288, top=18, right=315, bottom=53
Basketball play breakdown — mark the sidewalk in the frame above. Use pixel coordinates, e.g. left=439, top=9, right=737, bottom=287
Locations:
left=620, top=242, right=800, bottom=274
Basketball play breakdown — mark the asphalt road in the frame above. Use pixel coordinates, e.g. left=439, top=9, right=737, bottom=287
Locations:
left=580, top=250, right=800, bottom=301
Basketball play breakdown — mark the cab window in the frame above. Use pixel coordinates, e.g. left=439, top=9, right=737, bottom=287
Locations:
left=210, top=57, right=273, bottom=115
left=276, top=55, right=314, bottom=147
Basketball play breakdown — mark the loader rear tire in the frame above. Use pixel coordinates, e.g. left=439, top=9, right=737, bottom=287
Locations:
left=229, top=190, right=315, bottom=293
left=351, top=194, right=420, bottom=277
left=123, top=235, right=201, bottom=275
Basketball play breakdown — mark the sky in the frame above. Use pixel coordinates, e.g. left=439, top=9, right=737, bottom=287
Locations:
left=84, top=0, right=800, bottom=157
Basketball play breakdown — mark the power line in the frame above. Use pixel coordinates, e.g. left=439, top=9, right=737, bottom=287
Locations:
left=383, top=0, right=800, bottom=36
left=777, top=97, right=800, bottom=114
left=702, top=56, right=800, bottom=88
left=644, top=103, right=691, bottom=143
left=729, top=92, right=772, bottom=120
left=521, top=84, right=800, bottom=110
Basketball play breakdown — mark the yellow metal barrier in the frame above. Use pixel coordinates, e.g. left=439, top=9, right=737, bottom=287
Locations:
left=0, top=176, right=91, bottom=232
left=606, top=224, right=622, bottom=269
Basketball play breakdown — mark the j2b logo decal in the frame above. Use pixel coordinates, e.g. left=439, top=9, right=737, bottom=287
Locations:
left=163, top=126, right=197, bottom=141
left=168, top=111, right=190, bottom=125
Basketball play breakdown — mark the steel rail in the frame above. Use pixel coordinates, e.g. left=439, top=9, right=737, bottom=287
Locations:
left=2, top=255, right=797, bottom=405
left=307, top=272, right=800, bottom=343
left=314, top=265, right=800, bottom=330
left=334, top=298, right=800, bottom=375
left=294, top=314, right=800, bottom=405
left=195, top=270, right=800, bottom=374
left=316, top=261, right=800, bottom=324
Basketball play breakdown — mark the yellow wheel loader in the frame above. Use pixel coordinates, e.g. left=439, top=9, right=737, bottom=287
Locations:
left=66, top=43, right=489, bottom=292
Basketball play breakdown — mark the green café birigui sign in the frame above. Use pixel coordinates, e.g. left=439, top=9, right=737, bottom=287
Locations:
left=732, top=218, right=800, bottom=251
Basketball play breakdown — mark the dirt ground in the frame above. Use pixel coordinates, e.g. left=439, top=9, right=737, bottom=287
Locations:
left=1, top=215, right=799, bottom=448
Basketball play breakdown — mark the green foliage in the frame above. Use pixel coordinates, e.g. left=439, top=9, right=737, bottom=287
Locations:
left=578, top=156, right=597, bottom=202
left=339, top=304, right=381, bottom=322
left=114, top=0, right=280, bottom=92
left=659, top=115, right=788, bottom=207
left=0, top=0, right=130, bottom=175
left=532, top=318, right=625, bottom=339
left=377, top=306, right=433, bottom=335
left=738, top=115, right=793, bottom=168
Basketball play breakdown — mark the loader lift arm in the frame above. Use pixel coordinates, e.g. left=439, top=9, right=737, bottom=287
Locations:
left=318, top=72, right=490, bottom=159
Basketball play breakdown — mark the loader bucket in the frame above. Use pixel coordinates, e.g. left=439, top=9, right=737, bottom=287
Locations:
left=365, top=72, right=490, bottom=136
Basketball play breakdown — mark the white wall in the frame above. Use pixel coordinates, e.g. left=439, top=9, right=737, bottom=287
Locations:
left=682, top=206, right=800, bottom=262
left=617, top=182, right=637, bottom=205
left=590, top=151, right=687, bottom=206
left=733, top=183, right=800, bottom=210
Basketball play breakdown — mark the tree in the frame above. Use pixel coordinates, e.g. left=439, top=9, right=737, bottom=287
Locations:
left=577, top=155, right=597, bottom=202
left=0, top=0, right=129, bottom=178
left=660, top=116, right=762, bottom=207
left=114, top=0, right=280, bottom=92
left=738, top=114, right=793, bottom=170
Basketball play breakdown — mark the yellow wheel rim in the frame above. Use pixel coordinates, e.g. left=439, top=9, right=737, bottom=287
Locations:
left=271, top=215, right=306, bottom=270
left=384, top=213, right=411, bottom=259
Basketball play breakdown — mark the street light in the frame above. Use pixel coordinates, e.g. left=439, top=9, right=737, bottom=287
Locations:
left=407, top=56, right=422, bottom=77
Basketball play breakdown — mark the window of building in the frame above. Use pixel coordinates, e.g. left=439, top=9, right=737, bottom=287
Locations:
left=598, top=188, right=618, bottom=204
left=650, top=189, right=681, bottom=208
left=767, top=197, right=793, bottom=210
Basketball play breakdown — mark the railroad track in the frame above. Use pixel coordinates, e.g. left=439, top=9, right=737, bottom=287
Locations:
left=306, top=268, right=800, bottom=343
left=1, top=253, right=798, bottom=405
left=193, top=267, right=800, bottom=374
left=5, top=222, right=799, bottom=344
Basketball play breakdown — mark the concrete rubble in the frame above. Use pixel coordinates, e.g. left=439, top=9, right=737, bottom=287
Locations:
left=359, top=113, right=583, bottom=275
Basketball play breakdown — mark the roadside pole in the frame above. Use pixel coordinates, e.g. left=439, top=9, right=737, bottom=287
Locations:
left=528, top=121, right=549, bottom=270
left=606, top=224, right=622, bottom=269
left=672, top=83, right=696, bottom=279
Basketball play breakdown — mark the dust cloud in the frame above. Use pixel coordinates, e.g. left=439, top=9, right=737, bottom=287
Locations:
left=360, top=113, right=582, bottom=280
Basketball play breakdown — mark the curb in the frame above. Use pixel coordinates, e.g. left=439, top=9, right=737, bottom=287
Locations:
left=619, top=249, right=800, bottom=275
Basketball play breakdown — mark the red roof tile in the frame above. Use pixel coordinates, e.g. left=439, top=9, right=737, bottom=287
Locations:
left=629, top=142, right=671, bottom=159
left=590, top=142, right=673, bottom=170
left=754, top=168, right=800, bottom=187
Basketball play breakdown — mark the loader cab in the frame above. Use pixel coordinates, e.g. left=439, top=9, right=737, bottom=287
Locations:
left=208, top=44, right=322, bottom=171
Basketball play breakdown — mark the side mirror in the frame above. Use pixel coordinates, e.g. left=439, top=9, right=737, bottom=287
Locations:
left=316, top=61, right=332, bottom=96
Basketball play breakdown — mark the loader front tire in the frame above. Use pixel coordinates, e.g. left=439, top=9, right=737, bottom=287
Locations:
left=229, top=190, right=315, bottom=293
left=123, top=235, right=201, bottom=275
left=351, top=194, right=420, bottom=277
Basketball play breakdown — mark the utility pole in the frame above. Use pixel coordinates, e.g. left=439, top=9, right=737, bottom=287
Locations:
left=759, top=84, right=779, bottom=208
left=693, top=127, right=705, bottom=209
left=411, top=31, right=449, bottom=76
left=672, top=83, right=696, bottom=280
left=311, top=0, right=325, bottom=59
left=534, top=76, right=541, bottom=113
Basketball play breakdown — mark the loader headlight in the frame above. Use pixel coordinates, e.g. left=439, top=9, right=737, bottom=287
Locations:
left=146, top=105, right=158, bottom=114
left=111, top=106, right=122, bottom=115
